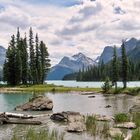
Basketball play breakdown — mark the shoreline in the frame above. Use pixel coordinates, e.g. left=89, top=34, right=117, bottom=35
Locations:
left=0, top=84, right=101, bottom=93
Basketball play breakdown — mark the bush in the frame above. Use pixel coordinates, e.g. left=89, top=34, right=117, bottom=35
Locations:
left=102, top=77, right=112, bottom=93
left=132, top=113, right=140, bottom=127
left=114, top=113, right=129, bottom=123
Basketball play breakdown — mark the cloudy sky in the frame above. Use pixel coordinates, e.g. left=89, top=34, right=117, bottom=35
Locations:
left=0, top=0, right=140, bottom=65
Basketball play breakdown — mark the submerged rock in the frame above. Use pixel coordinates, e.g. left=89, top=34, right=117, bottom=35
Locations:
left=95, top=114, right=113, bottom=121
left=115, top=122, right=136, bottom=129
left=109, top=128, right=124, bottom=138
left=50, top=111, right=86, bottom=132
left=67, top=122, right=86, bottom=132
left=15, top=95, right=53, bottom=111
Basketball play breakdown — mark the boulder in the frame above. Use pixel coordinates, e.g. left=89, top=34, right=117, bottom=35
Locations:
left=109, top=128, right=124, bottom=138
left=67, top=122, right=86, bottom=132
left=129, top=104, right=140, bottom=113
left=50, top=111, right=86, bottom=132
left=15, top=96, right=53, bottom=111
left=95, top=114, right=113, bottom=121
left=115, top=122, right=136, bottom=129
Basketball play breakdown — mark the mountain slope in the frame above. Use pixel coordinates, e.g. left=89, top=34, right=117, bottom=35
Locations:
left=47, top=53, right=96, bottom=80
left=0, top=46, right=6, bottom=79
left=99, top=38, right=139, bottom=64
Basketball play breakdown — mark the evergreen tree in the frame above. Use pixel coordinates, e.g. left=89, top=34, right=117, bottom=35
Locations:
left=121, top=41, right=128, bottom=88
left=3, top=35, right=16, bottom=85
left=29, top=27, right=36, bottom=84
left=40, top=41, right=51, bottom=84
left=112, top=46, right=119, bottom=90
left=35, top=33, right=41, bottom=84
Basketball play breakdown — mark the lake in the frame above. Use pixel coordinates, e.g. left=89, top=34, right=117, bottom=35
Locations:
left=46, top=80, right=140, bottom=88
left=0, top=92, right=137, bottom=140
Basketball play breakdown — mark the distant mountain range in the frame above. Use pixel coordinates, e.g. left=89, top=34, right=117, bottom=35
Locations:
left=47, top=53, right=97, bottom=80
left=48, top=37, right=140, bottom=80
left=0, top=46, right=6, bottom=79
left=98, top=38, right=139, bottom=64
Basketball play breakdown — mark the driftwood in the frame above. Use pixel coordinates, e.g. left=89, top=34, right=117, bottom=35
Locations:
left=0, top=112, right=41, bottom=125
left=0, top=112, right=34, bottom=119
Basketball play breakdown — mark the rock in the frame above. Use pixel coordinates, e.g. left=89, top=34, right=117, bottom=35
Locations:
left=67, top=122, right=86, bottom=132
left=50, top=113, right=67, bottom=122
left=109, top=128, right=124, bottom=138
left=105, top=105, right=111, bottom=108
left=50, top=111, right=86, bottom=132
left=115, top=122, right=136, bottom=129
left=80, top=92, right=96, bottom=95
left=88, top=95, right=95, bottom=98
left=95, top=114, right=113, bottom=121
left=129, top=104, right=140, bottom=113
left=15, top=96, right=53, bottom=111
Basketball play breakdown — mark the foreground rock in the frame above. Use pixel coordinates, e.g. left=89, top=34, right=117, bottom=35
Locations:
left=15, top=96, right=53, bottom=111
left=51, top=111, right=86, bottom=132
left=129, top=104, right=140, bottom=113
left=95, top=114, right=113, bottom=121
left=109, top=128, right=124, bottom=138
left=115, top=122, right=136, bottom=129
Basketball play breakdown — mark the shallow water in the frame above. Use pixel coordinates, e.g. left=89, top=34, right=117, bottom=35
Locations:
left=0, top=92, right=136, bottom=140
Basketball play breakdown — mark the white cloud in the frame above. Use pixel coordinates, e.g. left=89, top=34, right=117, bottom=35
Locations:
left=0, top=0, right=140, bottom=65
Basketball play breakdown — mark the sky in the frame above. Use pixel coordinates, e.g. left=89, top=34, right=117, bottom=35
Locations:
left=0, top=0, right=140, bottom=65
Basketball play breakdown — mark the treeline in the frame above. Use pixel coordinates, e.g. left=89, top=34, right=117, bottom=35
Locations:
left=3, top=28, right=51, bottom=85
left=77, top=41, right=140, bottom=88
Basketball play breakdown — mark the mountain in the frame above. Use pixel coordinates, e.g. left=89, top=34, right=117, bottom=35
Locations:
left=99, top=38, right=139, bottom=64
left=47, top=53, right=97, bottom=80
left=0, top=46, right=6, bottom=79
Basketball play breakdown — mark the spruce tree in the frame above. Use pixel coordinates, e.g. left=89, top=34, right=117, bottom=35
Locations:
left=40, top=41, right=51, bottom=84
left=3, top=35, right=16, bottom=85
left=29, top=27, right=36, bottom=84
left=35, top=33, right=41, bottom=84
left=121, top=41, right=128, bottom=88
left=112, top=46, right=119, bottom=90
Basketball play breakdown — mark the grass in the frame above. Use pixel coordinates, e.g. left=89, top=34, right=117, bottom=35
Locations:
left=0, top=84, right=101, bottom=93
left=112, top=135, right=124, bottom=140
left=85, top=115, right=97, bottom=136
left=114, top=113, right=129, bottom=123
left=132, top=113, right=140, bottom=127
left=11, top=128, right=64, bottom=140
left=131, top=128, right=140, bottom=140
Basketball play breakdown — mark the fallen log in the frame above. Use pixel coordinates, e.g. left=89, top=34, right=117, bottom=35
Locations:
left=5, top=120, right=42, bottom=125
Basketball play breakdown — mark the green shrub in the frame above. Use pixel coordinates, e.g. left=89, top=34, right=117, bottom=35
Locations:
left=114, top=113, right=129, bottom=123
left=113, top=135, right=124, bottom=140
left=102, top=77, right=112, bottom=93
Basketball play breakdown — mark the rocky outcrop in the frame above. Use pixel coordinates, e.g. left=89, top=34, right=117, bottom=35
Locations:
left=115, top=122, right=136, bottom=129
left=95, top=114, right=113, bottom=121
left=50, top=111, right=86, bottom=132
left=15, top=96, right=53, bottom=111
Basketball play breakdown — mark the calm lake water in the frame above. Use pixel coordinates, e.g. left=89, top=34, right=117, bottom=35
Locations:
left=0, top=91, right=137, bottom=140
left=46, top=80, right=140, bottom=88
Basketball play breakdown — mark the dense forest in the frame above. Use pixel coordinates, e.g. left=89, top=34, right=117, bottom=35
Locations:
left=3, top=28, right=51, bottom=85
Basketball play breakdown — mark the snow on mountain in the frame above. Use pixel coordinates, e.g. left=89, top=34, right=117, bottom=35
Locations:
left=47, top=52, right=96, bottom=80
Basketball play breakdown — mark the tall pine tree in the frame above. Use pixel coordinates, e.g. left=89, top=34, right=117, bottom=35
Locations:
left=121, top=41, right=128, bottom=88
left=112, top=46, right=119, bottom=90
